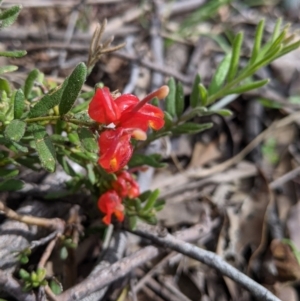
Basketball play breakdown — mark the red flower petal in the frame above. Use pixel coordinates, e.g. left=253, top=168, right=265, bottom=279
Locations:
left=114, top=94, right=139, bottom=113
left=98, top=128, right=133, bottom=173
left=97, top=190, right=124, bottom=225
left=112, top=171, right=140, bottom=198
left=88, top=88, right=121, bottom=124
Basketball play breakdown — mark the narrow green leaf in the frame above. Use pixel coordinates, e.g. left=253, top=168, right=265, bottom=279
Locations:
left=227, top=32, right=243, bottom=82
left=29, top=124, right=56, bottom=172
left=59, top=62, right=87, bottom=115
left=0, top=5, right=21, bottom=29
left=128, top=216, right=138, bottom=230
left=190, top=74, right=201, bottom=108
left=4, top=120, right=26, bottom=142
left=271, top=18, right=282, bottom=42
left=129, top=154, right=166, bottom=168
left=57, top=155, right=76, bottom=177
left=0, top=65, right=18, bottom=74
left=250, top=19, right=265, bottom=64
left=0, top=179, right=23, bottom=191
left=0, top=169, right=19, bottom=179
left=0, top=50, right=27, bottom=58
left=179, top=107, right=208, bottom=122
left=172, top=122, right=213, bottom=135
left=14, top=89, right=25, bottom=119
left=165, top=77, right=176, bottom=118
left=199, top=84, right=208, bottom=106
left=227, top=79, right=269, bottom=94
left=0, top=78, right=10, bottom=95
left=24, top=69, right=39, bottom=99
left=28, top=82, right=66, bottom=118
left=175, top=82, right=184, bottom=118
left=213, top=109, right=232, bottom=116
left=208, top=53, right=231, bottom=95
left=163, top=111, right=173, bottom=129
left=87, top=163, right=96, bottom=185
left=275, top=40, right=300, bottom=60
left=77, top=127, right=98, bottom=152
left=142, top=189, right=160, bottom=213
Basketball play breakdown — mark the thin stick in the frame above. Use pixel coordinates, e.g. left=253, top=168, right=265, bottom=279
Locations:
left=131, top=224, right=281, bottom=301
left=0, top=201, right=64, bottom=230
left=38, top=236, right=59, bottom=269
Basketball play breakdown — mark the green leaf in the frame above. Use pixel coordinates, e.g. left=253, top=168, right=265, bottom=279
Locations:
left=226, top=79, right=269, bottom=94
left=163, top=111, right=173, bottom=129
left=57, top=155, right=76, bottom=177
left=0, top=65, right=18, bottom=75
left=0, top=78, right=10, bottom=95
left=227, top=32, right=243, bottom=82
left=4, top=120, right=26, bottom=142
left=19, top=269, right=30, bottom=281
left=60, top=246, right=68, bottom=260
left=37, top=268, right=46, bottom=282
left=128, top=216, right=138, bottom=230
left=172, top=122, right=213, bottom=135
left=0, top=50, right=26, bottom=58
left=29, top=124, right=56, bottom=172
left=208, top=52, right=231, bottom=95
left=213, top=109, right=232, bottom=116
left=49, top=279, right=63, bottom=295
left=0, top=179, right=23, bottom=191
left=14, top=89, right=25, bottom=119
left=28, top=83, right=66, bottom=118
left=142, top=189, right=160, bottom=213
left=165, top=77, right=176, bottom=118
left=0, top=169, right=19, bottom=179
left=190, top=74, right=201, bottom=108
left=59, top=62, right=87, bottom=115
left=19, top=255, right=29, bottom=265
left=175, top=82, right=184, bottom=118
left=199, top=84, right=208, bottom=106
left=151, top=97, right=159, bottom=107
left=87, top=163, right=96, bottom=184
left=180, top=107, right=208, bottom=122
left=24, top=69, right=39, bottom=99
left=129, top=154, right=166, bottom=168
left=77, top=127, right=98, bottom=152
left=153, top=199, right=165, bottom=212
left=271, top=18, right=282, bottom=43
left=0, top=5, right=21, bottom=29
left=250, top=19, right=265, bottom=64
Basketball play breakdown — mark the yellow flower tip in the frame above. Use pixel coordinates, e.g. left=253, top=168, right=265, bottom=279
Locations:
left=132, top=129, right=147, bottom=141
left=155, top=85, right=169, bottom=100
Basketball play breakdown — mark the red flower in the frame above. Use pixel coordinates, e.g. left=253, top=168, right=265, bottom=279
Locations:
left=98, top=190, right=124, bottom=225
left=88, top=86, right=169, bottom=173
left=112, top=171, right=140, bottom=198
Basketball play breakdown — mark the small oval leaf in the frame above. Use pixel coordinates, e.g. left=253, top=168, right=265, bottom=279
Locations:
left=77, top=127, right=98, bottom=152
left=14, top=89, right=25, bottom=119
left=59, top=63, right=87, bottom=115
left=175, top=82, right=184, bottom=118
left=24, top=69, right=39, bottom=99
left=0, top=5, right=21, bottom=29
left=29, top=124, right=56, bottom=172
left=4, top=119, right=26, bottom=142
left=190, top=74, right=201, bottom=108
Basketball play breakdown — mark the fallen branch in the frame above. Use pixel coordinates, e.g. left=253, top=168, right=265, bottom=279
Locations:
left=131, top=223, right=281, bottom=301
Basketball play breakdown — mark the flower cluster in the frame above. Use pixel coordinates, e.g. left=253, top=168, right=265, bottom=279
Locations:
left=88, top=86, right=169, bottom=224
left=88, top=86, right=168, bottom=173
left=97, top=171, right=140, bottom=224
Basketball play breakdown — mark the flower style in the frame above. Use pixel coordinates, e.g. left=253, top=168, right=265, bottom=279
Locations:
left=98, top=190, right=124, bottom=225
left=88, top=86, right=169, bottom=173
left=112, top=171, right=140, bottom=198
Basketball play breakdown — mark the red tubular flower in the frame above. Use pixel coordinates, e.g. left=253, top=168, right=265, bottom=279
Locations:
left=112, top=171, right=140, bottom=198
left=88, top=86, right=169, bottom=173
left=98, top=190, right=124, bottom=225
